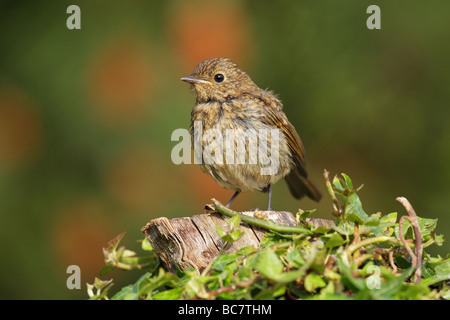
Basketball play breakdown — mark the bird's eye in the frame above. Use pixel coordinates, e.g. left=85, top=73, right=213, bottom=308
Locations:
left=214, top=73, right=225, bottom=83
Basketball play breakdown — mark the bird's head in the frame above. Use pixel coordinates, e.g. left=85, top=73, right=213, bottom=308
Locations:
left=181, top=58, right=257, bottom=103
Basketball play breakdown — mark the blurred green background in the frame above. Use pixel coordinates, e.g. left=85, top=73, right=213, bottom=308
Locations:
left=1, top=0, right=449, bottom=299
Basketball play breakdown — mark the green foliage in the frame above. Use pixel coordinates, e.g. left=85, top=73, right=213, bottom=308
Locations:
left=216, top=215, right=246, bottom=243
left=88, top=173, right=449, bottom=300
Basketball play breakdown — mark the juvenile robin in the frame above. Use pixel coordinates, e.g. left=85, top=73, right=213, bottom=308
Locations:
left=181, top=58, right=321, bottom=209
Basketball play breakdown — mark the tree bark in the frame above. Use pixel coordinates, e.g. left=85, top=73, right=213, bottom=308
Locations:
left=141, top=210, right=334, bottom=273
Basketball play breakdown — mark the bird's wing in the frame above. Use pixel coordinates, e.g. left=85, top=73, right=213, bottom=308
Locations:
left=261, top=106, right=308, bottom=177
left=263, top=106, right=322, bottom=201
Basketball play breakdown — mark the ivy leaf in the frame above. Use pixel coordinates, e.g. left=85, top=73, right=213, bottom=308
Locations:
left=296, top=208, right=316, bottom=222
left=256, top=248, right=283, bottom=279
left=216, top=225, right=244, bottom=243
left=367, top=212, right=397, bottom=237
left=304, top=273, right=326, bottom=292
left=334, top=220, right=354, bottom=236
left=344, top=193, right=369, bottom=224
left=152, top=287, right=183, bottom=300
left=87, top=278, right=114, bottom=300
left=226, top=215, right=241, bottom=230
left=324, top=234, right=346, bottom=248
left=341, top=173, right=353, bottom=190
left=87, top=173, right=449, bottom=300
left=286, top=249, right=305, bottom=268
left=374, top=267, right=414, bottom=299
left=421, top=260, right=450, bottom=286
left=111, top=284, right=138, bottom=300
left=141, top=238, right=153, bottom=252
left=332, top=175, right=345, bottom=192
left=216, top=215, right=244, bottom=243
left=336, top=257, right=365, bottom=293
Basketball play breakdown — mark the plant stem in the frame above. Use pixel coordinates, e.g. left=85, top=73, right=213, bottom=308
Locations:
left=323, top=170, right=343, bottom=216
left=212, top=199, right=313, bottom=236
left=114, top=261, right=152, bottom=271
left=346, top=236, right=402, bottom=254
left=396, top=197, right=423, bottom=284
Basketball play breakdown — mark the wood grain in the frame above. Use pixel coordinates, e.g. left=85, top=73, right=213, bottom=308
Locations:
left=141, top=210, right=335, bottom=273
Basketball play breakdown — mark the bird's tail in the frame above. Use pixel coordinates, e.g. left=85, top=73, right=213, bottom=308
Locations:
left=285, top=170, right=322, bottom=202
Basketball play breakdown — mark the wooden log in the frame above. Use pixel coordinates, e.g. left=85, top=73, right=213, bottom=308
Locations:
left=141, top=210, right=335, bottom=273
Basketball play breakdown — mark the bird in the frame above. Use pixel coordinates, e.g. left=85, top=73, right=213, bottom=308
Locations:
left=181, top=58, right=321, bottom=210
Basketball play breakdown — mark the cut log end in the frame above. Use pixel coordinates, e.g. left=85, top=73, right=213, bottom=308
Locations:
left=141, top=209, right=335, bottom=273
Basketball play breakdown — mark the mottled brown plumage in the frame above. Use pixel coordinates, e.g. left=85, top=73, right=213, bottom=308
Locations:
left=181, top=58, right=321, bottom=209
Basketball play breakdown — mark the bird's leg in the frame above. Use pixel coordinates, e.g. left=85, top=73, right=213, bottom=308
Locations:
left=267, top=184, right=272, bottom=211
left=226, top=191, right=240, bottom=208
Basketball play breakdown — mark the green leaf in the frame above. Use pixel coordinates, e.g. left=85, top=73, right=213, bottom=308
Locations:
left=341, top=173, right=353, bottom=190
left=184, top=276, right=206, bottom=297
left=435, top=260, right=450, bottom=275
left=394, top=256, right=412, bottom=269
left=226, top=214, right=241, bottom=230
left=141, top=238, right=153, bottom=252
left=334, top=220, right=354, bottom=236
left=418, top=217, right=438, bottom=236
left=216, top=216, right=244, bottom=243
left=111, top=284, right=138, bottom=300
left=332, top=175, right=345, bottom=191
left=216, top=225, right=226, bottom=238
left=421, top=274, right=450, bottom=287
left=255, top=248, right=284, bottom=280
left=421, top=262, right=435, bottom=279
left=421, top=260, right=450, bottom=286
left=104, top=232, right=126, bottom=253
left=296, top=208, right=316, bottom=222
left=276, top=269, right=306, bottom=283
left=254, top=284, right=286, bottom=300
left=434, top=233, right=445, bottom=246
left=216, top=226, right=244, bottom=243
left=311, top=224, right=332, bottom=234
left=138, top=269, right=181, bottom=298
left=344, top=193, right=369, bottom=224
left=236, top=245, right=255, bottom=256
left=121, top=255, right=155, bottom=266
left=337, top=257, right=365, bottom=293
left=324, top=234, right=346, bottom=248
left=373, top=267, right=414, bottom=299
left=88, top=173, right=449, bottom=301
left=368, top=212, right=397, bottom=237
left=395, top=216, right=439, bottom=241
left=314, top=282, right=351, bottom=300
left=286, top=249, right=305, bottom=268
left=304, top=273, right=326, bottom=292
left=212, top=252, right=238, bottom=272
left=87, top=278, right=114, bottom=300
left=152, top=287, right=183, bottom=300
left=441, top=287, right=450, bottom=300
left=310, top=247, right=327, bottom=274
left=229, top=229, right=245, bottom=241
left=394, top=283, right=430, bottom=300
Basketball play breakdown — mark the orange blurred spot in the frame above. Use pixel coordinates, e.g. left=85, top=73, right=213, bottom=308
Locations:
left=105, top=147, right=167, bottom=212
left=88, top=36, right=155, bottom=126
left=0, top=88, right=42, bottom=168
left=168, top=0, right=252, bottom=71
left=52, top=200, right=116, bottom=279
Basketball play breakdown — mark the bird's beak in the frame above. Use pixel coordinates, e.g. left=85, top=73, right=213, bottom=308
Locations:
left=180, top=76, right=211, bottom=85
